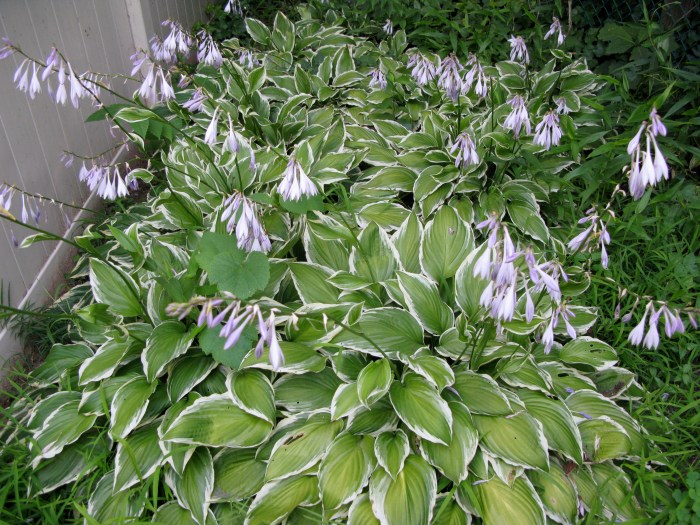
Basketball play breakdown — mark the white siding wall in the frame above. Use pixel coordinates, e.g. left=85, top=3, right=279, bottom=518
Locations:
left=0, top=0, right=209, bottom=370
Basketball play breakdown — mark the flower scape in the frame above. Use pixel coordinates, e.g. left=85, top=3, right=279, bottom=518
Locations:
left=0, top=5, right=696, bottom=525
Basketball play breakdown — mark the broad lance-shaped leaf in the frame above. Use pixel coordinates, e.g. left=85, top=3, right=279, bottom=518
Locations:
left=87, top=471, right=142, bottom=523
left=397, top=271, right=454, bottom=334
left=79, top=339, right=134, bottom=385
left=472, top=412, right=550, bottom=470
left=172, top=448, right=214, bottom=525
left=357, top=358, right=392, bottom=406
left=245, top=475, right=319, bottom=525
left=265, top=412, right=344, bottom=481
left=89, top=258, right=143, bottom=316
left=275, top=369, right=342, bottom=414
left=333, top=307, right=424, bottom=357
left=113, top=423, right=163, bottom=492
left=432, top=495, right=469, bottom=525
left=420, top=205, right=473, bottom=282
left=167, top=353, right=218, bottom=403
left=517, top=390, right=583, bottom=464
left=369, top=455, right=437, bottom=525
left=374, top=430, right=410, bottom=479
left=579, top=417, right=632, bottom=461
left=452, top=370, right=513, bottom=416
left=109, top=375, right=157, bottom=440
left=331, top=382, right=362, bottom=421
left=462, top=475, right=546, bottom=525
left=349, top=493, right=380, bottom=525
left=161, top=394, right=273, bottom=448
left=392, top=212, right=423, bottom=273
left=405, top=354, right=454, bottom=391
left=420, top=402, right=478, bottom=483
left=35, top=343, right=93, bottom=383
left=454, top=243, right=488, bottom=318
left=152, top=502, right=217, bottom=525
left=559, top=336, right=617, bottom=371
left=319, top=433, right=375, bottom=513
left=212, top=448, right=266, bottom=502
left=289, top=262, right=339, bottom=304
left=350, top=222, right=397, bottom=283
left=528, top=460, right=579, bottom=525
left=142, top=321, right=193, bottom=382
left=30, top=400, right=97, bottom=466
left=227, top=369, right=276, bottom=423
left=389, top=373, right=452, bottom=445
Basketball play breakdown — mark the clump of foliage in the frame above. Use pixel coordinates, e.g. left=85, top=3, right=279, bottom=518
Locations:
left=1, top=4, right=697, bottom=525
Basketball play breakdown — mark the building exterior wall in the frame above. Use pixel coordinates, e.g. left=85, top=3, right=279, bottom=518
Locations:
left=0, top=0, right=209, bottom=372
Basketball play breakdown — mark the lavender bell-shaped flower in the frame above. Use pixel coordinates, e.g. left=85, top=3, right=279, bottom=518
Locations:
left=197, top=29, right=223, bottom=68
left=369, top=69, right=387, bottom=90
left=450, top=132, right=479, bottom=169
left=204, top=108, right=220, bottom=145
left=278, top=156, right=318, bottom=201
left=628, top=303, right=651, bottom=346
left=410, top=53, right=437, bottom=86
left=503, top=95, right=531, bottom=138
left=544, top=17, right=566, bottom=47
left=508, top=35, right=529, bottom=64
left=437, top=54, right=462, bottom=102
left=382, top=19, right=394, bottom=35
left=533, top=111, right=563, bottom=150
left=643, top=306, right=661, bottom=349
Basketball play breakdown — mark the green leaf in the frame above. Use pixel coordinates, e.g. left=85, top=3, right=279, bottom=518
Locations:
left=162, top=394, right=273, bottom=447
left=79, top=340, right=134, bottom=385
left=35, top=343, right=93, bottom=383
left=420, top=205, right=473, bottom=281
left=110, top=376, right=157, bottom=439
left=172, top=447, right=214, bottom=525
left=89, top=258, right=142, bottom=316
left=203, top=250, right=269, bottom=299
left=271, top=11, right=295, bottom=53
left=319, top=433, right=375, bottom=512
left=452, top=370, right=513, bottom=415
left=142, top=321, right=192, bottom=382
left=454, top=244, right=488, bottom=318
left=559, top=337, right=618, bottom=371
left=331, top=382, right=362, bottom=421
left=152, top=502, right=216, bottom=525
left=472, top=412, right=549, bottom=470
left=199, top=325, right=255, bottom=369
left=246, top=18, right=271, bottom=45
left=392, top=213, right=423, bottom=273
left=275, top=369, right=342, bottom=413
left=167, top=353, right=218, bottom=403
left=350, top=222, right=397, bottom=283
left=517, top=390, right=584, bottom=464
left=528, top=460, right=578, bottom=525
left=357, top=358, right=393, bottom=407
left=374, top=430, right=410, bottom=480
left=87, top=471, right=141, bottom=523
left=389, top=373, right=452, bottom=445
left=466, top=475, right=545, bottom=525
left=227, top=369, right=276, bottom=423
left=432, top=494, right=470, bottom=525
left=333, top=308, right=424, bottom=357
left=349, top=493, right=380, bottom=525
left=213, top=448, right=266, bottom=502
left=266, top=412, right=344, bottom=481
left=397, top=271, right=453, bottom=334
left=579, top=417, right=632, bottom=461
left=420, top=402, right=478, bottom=483
left=289, top=262, right=339, bottom=304
left=241, top=341, right=326, bottom=374
left=369, top=455, right=437, bottom=525
left=405, top=354, right=454, bottom=391
left=245, top=475, right=320, bottom=525
left=31, top=400, right=97, bottom=463
left=113, top=423, right=162, bottom=492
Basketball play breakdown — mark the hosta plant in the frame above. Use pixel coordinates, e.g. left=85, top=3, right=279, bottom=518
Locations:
left=0, top=6, right=676, bottom=525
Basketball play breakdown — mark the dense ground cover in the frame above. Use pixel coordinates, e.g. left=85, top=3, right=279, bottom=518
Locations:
left=0, top=1, right=698, bottom=524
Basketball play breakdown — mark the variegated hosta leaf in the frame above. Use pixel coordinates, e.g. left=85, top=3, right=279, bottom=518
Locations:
left=348, top=493, right=380, bottom=525
left=350, top=221, right=397, bottom=283
left=369, top=454, right=437, bottom=525
left=87, top=471, right=143, bottom=523
left=113, top=422, right=163, bottom=492
left=432, top=494, right=471, bottom=525
left=289, top=262, right=339, bottom=304
left=356, top=358, right=393, bottom=407
left=109, top=375, right=157, bottom=439
left=34, top=343, right=93, bottom=384
left=420, top=402, right=478, bottom=483
left=31, top=399, right=97, bottom=466
left=319, top=432, right=375, bottom=513
left=374, top=430, right=410, bottom=480
left=578, top=417, right=632, bottom=461
left=420, top=205, right=473, bottom=282
left=572, top=464, right=644, bottom=521
left=333, top=307, right=424, bottom=357
left=464, top=474, right=546, bottom=525
left=565, top=390, right=646, bottom=456
left=472, top=412, right=550, bottom=470
left=240, top=340, right=326, bottom=374
left=397, top=271, right=454, bottom=334
left=517, top=390, right=584, bottom=464
left=89, top=258, right=143, bottom=317
left=245, top=474, right=320, bottom=525
left=212, top=448, right=266, bottom=502
left=169, top=447, right=214, bottom=525
left=161, top=393, right=273, bottom=448
left=265, top=412, right=343, bottom=481
left=389, top=373, right=453, bottom=445
left=558, top=337, right=617, bottom=371
left=152, top=501, right=218, bottom=525
left=79, top=339, right=137, bottom=385
left=167, top=353, right=218, bottom=403
left=347, top=398, right=400, bottom=435
left=331, top=381, right=362, bottom=420
left=275, top=368, right=342, bottom=414
left=142, top=320, right=193, bottom=382
left=227, top=369, right=276, bottom=423
left=528, top=459, right=578, bottom=525
left=452, top=370, right=513, bottom=416
left=392, top=212, right=423, bottom=273
left=405, top=354, right=455, bottom=391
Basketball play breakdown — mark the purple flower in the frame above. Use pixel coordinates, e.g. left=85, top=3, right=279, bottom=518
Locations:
left=533, top=111, right=562, bottom=150
left=450, top=132, right=479, bottom=169
left=221, top=192, right=271, bottom=253
left=544, top=17, right=565, bottom=47
left=369, top=69, right=387, bottom=90
left=410, top=53, right=437, bottom=86
left=508, top=35, right=529, bottom=64
left=628, top=304, right=650, bottom=346
left=278, top=156, right=318, bottom=201
left=503, top=95, right=531, bottom=138
left=183, top=88, right=206, bottom=112
left=437, top=54, right=463, bottom=102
